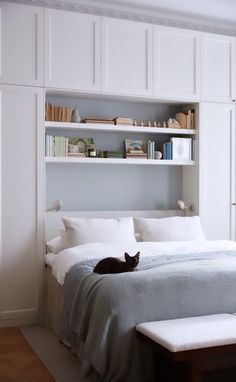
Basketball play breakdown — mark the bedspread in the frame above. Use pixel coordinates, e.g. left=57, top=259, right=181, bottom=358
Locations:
left=60, top=248, right=236, bottom=382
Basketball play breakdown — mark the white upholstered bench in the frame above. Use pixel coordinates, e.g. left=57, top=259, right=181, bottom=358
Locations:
left=136, top=314, right=236, bottom=382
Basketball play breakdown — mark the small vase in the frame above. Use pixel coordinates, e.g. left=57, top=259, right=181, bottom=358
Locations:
left=71, top=107, right=81, bottom=123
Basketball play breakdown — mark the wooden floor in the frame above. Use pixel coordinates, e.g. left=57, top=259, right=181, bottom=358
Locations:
left=0, top=327, right=55, bottom=382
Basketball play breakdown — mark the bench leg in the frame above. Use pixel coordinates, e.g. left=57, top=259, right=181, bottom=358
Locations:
left=155, top=358, right=202, bottom=382
left=191, top=361, right=202, bottom=382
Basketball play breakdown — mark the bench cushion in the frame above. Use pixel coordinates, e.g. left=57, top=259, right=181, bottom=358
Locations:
left=136, top=314, right=236, bottom=352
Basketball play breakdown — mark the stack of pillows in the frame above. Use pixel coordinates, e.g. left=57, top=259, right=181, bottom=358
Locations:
left=46, top=216, right=206, bottom=254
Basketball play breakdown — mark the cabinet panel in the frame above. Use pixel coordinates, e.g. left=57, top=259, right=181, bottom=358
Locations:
left=201, top=33, right=236, bottom=103
left=199, top=102, right=235, bottom=240
left=44, top=9, right=101, bottom=91
left=102, top=18, right=153, bottom=96
left=0, top=85, right=44, bottom=324
left=0, top=2, right=43, bottom=86
left=154, top=26, right=200, bottom=100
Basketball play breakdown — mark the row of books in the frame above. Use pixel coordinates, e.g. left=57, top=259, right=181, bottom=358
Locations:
left=45, top=103, right=74, bottom=122
left=163, top=138, right=196, bottom=160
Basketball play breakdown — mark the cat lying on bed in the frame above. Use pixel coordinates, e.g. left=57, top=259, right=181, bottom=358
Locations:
left=93, top=252, right=140, bottom=274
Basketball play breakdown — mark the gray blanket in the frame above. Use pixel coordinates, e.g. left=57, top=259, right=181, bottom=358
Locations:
left=60, top=250, right=236, bottom=382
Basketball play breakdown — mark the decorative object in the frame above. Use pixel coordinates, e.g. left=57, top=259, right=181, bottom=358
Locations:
left=148, top=120, right=152, bottom=127
left=88, top=148, right=97, bottom=157
left=154, top=151, right=162, bottom=160
left=133, top=120, right=137, bottom=126
left=167, top=118, right=181, bottom=128
left=67, top=137, right=94, bottom=157
left=140, top=120, right=145, bottom=127
left=46, top=199, right=63, bottom=212
left=71, top=107, right=81, bottom=123
left=176, top=199, right=195, bottom=216
left=153, top=121, right=157, bottom=127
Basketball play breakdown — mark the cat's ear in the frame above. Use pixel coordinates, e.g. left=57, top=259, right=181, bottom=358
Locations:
left=135, top=251, right=140, bottom=259
left=124, top=252, right=130, bottom=262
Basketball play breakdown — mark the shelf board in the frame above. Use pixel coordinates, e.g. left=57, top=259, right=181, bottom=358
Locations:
left=45, top=157, right=195, bottom=166
left=45, top=121, right=196, bottom=135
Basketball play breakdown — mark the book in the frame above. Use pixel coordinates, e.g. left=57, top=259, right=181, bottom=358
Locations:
left=162, top=142, right=172, bottom=159
left=170, top=137, right=192, bottom=160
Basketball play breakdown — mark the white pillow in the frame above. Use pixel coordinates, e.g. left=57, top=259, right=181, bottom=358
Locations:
left=62, top=217, right=136, bottom=248
left=134, top=216, right=206, bottom=242
left=46, top=235, right=63, bottom=254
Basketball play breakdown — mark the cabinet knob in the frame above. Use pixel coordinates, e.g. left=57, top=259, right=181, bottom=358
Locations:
left=232, top=100, right=236, bottom=103
left=232, top=203, right=236, bottom=206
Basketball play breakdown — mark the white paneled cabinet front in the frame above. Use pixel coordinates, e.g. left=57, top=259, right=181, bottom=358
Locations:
left=201, top=33, right=236, bottom=103
left=0, top=2, right=43, bottom=86
left=154, top=26, right=200, bottom=100
left=199, top=102, right=235, bottom=240
left=44, top=9, right=101, bottom=91
left=0, top=85, right=44, bottom=325
left=102, top=18, right=153, bottom=96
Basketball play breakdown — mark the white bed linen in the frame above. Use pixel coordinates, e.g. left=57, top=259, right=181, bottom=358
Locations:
left=50, top=240, right=236, bottom=285
left=45, top=252, right=57, bottom=267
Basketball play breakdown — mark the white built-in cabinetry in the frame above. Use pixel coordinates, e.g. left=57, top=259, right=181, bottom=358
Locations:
left=0, top=85, right=44, bottom=325
left=1, top=1, right=236, bottom=326
left=201, top=33, right=236, bottom=103
left=154, top=26, right=200, bottom=101
left=44, top=9, right=101, bottom=91
left=199, top=102, right=235, bottom=240
left=0, top=2, right=43, bottom=86
left=102, top=18, right=153, bottom=96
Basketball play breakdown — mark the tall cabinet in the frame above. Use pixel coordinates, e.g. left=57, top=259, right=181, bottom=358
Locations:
left=0, top=2, right=44, bottom=326
left=199, top=103, right=235, bottom=240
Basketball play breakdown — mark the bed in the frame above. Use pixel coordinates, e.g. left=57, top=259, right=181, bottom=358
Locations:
left=43, top=210, right=236, bottom=382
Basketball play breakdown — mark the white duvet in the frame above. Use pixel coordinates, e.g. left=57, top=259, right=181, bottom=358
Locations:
left=46, top=240, right=236, bottom=285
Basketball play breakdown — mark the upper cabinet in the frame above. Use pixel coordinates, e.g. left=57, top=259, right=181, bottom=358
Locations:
left=154, top=26, right=200, bottom=101
left=44, top=9, right=101, bottom=91
left=0, top=2, right=43, bottom=86
left=102, top=18, right=153, bottom=96
left=201, top=33, right=236, bottom=103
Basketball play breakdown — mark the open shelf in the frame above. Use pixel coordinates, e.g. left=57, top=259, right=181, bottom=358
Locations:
left=45, top=157, right=195, bottom=166
left=45, top=121, right=196, bottom=135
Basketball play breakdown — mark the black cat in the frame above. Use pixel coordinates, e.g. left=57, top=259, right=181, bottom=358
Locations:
left=93, top=252, right=140, bottom=274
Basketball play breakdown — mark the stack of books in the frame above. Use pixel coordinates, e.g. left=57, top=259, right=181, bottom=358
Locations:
left=45, top=103, right=73, bottom=122
left=114, top=117, right=134, bottom=125
left=82, top=117, right=115, bottom=125
left=125, top=139, right=147, bottom=159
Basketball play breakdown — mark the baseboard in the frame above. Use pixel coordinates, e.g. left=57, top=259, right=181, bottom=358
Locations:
left=0, top=308, right=38, bottom=327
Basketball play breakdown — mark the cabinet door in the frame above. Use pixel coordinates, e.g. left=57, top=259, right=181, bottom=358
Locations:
left=201, top=33, right=236, bottom=103
left=0, top=2, right=43, bottom=86
left=199, top=102, right=235, bottom=240
left=154, top=26, right=200, bottom=100
left=44, top=9, right=101, bottom=92
left=102, top=18, right=153, bottom=96
left=0, top=85, right=44, bottom=325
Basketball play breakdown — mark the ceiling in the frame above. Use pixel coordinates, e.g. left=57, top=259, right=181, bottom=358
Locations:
left=61, top=0, right=236, bottom=26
